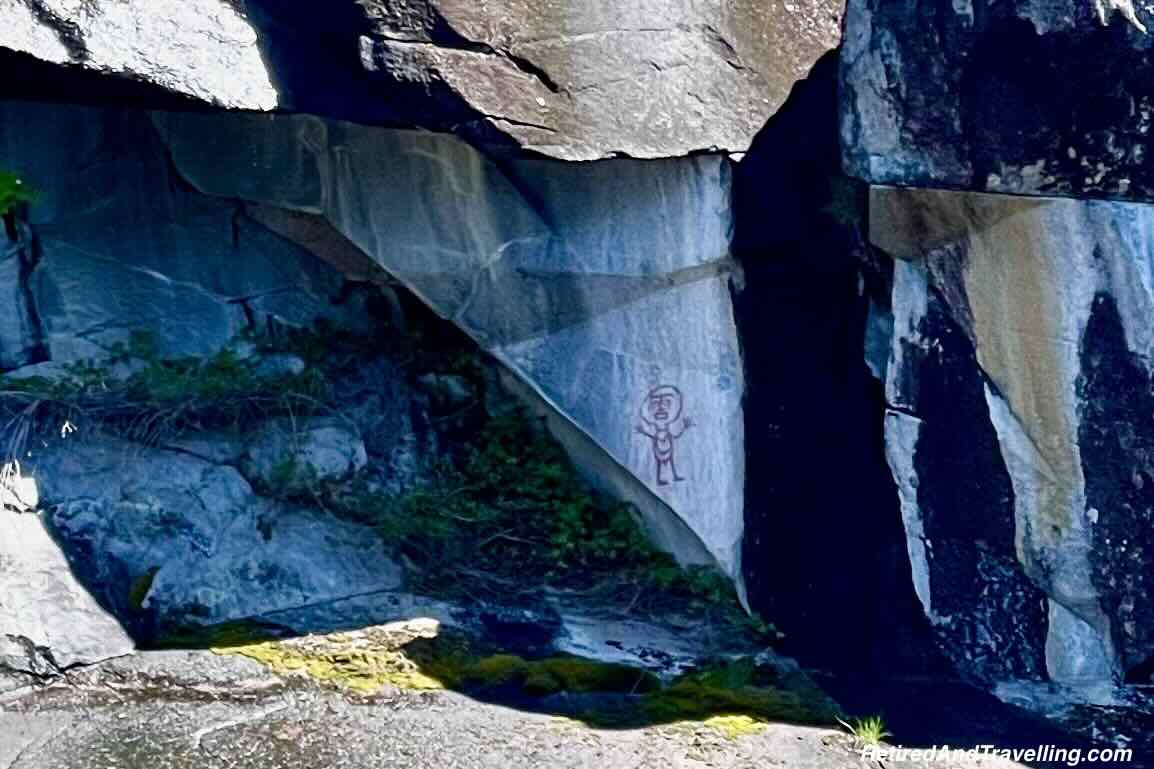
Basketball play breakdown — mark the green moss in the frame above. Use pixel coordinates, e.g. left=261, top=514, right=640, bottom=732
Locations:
left=566, top=658, right=835, bottom=732
left=126, top=567, right=160, bottom=612
left=211, top=623, right=659, bottom=700
left=0, top=170, right=34, bottom=219
left=452, top=654, right=525, bottom=686
left=702, top=715, right=767, bottom=739
left=225, top=639, right=445, bottom=693
left=639, top=659, right=833, bottom=728
left=152, top=619, right=286, bottom=650
left=201, top=621, right=830, bottom=738
left=642, top=677, right=813, bottom=726
left=523, top=657, right=660, bottom=695
left=439, top=654, right=659, bottom=696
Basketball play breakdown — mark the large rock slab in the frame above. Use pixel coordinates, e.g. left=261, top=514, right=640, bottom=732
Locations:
left=841, top=0, right=1154, bottom=201
left=873, top=186, right=1154, bottom=686
left=0, top=0, right=842, bottom=160
left=23, top=438, right=402, bottom=634
left=0, top=513, right=134, bottom=675
left=0, top=0, right=277, bottom=108
left=152, top=110, right=746, bottom=587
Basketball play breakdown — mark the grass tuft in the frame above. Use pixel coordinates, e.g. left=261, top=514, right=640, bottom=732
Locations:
left=837, top=714, right=891, bottom=745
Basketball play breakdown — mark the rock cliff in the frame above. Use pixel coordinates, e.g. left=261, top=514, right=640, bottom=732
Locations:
left=842, top=0, right=1154, bottom=201
left=2, top=0, right=1154, bottom=761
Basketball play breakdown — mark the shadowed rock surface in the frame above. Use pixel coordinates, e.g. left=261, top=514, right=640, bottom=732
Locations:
left=841, top=0, right=1154, bottom=201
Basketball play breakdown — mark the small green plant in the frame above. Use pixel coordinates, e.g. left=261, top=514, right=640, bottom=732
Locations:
left=326, top=412, right=769, bottom=635
left=0, top=328, right=332, bottom=457
left=126, top=567, right=160, bottom=612
left=0, top=171, right=34, bottom=218
left=837, top=714, right=891, bottom=745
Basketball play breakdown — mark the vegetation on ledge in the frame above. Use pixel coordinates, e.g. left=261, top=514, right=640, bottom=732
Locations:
left=203, top=620, right=832, bottom=734
left=326, top=413, right=771, bottom=637
left=2, top=320, right=777, bottom=648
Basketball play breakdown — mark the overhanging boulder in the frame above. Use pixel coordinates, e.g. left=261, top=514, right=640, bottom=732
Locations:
left=0, top=0, right=842, bottom=161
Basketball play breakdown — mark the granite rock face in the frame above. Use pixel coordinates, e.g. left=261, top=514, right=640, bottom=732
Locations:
left=25, top=437, right=402, bottom=636
left=0, top=102, right=358, bottom=365
left=152, top=109, right=747, bottom=587
left=0, top=513, right=135, bottom=675
left=873, top=186, right=1154, bottom=686
left=0, top=0, right=842, bottom=160
left=0, top=99, right=744, bottom=595
left=841, top=0, right=1154, bottom=201
left=241, top=418, right=369, bottom=497
left=0, top=0, right=277, bottom=108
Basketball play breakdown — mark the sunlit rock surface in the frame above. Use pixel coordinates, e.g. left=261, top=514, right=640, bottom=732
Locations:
left=0, top=513, right=134, bottom=676
left=0, top=0, right=842, bottom=161
left=0, top=0, right=277, bottom=108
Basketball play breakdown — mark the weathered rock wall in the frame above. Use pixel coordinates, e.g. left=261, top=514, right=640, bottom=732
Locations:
left=148, top=109, right=747, bottom=587
left=873, top=186, right=1154, bottom=685
left=841, top=0, right=1154, bottom=202
left=0, top=100, right=745, bottom=592
left=0, top=102, right=358, bottom=364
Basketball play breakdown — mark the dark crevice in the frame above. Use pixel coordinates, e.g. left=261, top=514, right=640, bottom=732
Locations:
left=0, top=220, right=51, bottom=372
left=0, top=48, right=213, bottom=111
left=499, top=49, right=563, bottom=94
left=468, top=114, right=558, bottom=133
left=18, top=226, right=50, bottom=367
left=733, top=49, right=940, bottom=679
left=1077, top=292, right=1154, bottom=674
left=19, top=0, right=90, bottom=63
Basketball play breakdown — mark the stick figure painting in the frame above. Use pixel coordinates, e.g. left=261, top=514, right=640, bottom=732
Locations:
left=634, top=384, right=695, bottom=486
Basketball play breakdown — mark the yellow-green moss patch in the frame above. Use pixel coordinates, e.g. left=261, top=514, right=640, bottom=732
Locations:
left=215, top=619, right=445, bottom=693
left=703, top=715, right=767, bottom=739
left=209, top=620, right=659, bottom=698
left=225, top=638, right=444, bottom=692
